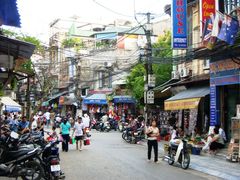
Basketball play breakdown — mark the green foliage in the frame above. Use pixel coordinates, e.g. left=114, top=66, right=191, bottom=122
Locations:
left=2, top=29, right=18, bottom=37
left=152, top=31, right=172, bottom=58
left=62, top=37, right=83, bottom=51
left=0, top=82, right=4, bottom=96
left=126, top=31, right=172, bottom=105
left=126, top=64, right=145, bottom=101
left=10, top=78, right=17, bottom=90
left=2, top=29, right=43, bottom=53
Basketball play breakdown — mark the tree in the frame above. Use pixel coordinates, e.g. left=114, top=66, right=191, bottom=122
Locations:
left=126, top=31, right=172, bottom=105
left=126, top=64, right=145, bottom=102
left=2, top=29, right=44, bottom=55
left=62, top=37, right=84, bottom=52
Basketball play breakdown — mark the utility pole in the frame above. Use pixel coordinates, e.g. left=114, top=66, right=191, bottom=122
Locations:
left=142, top=12, right=155, bottom=126
left=26, top=76, right=31, bottom=119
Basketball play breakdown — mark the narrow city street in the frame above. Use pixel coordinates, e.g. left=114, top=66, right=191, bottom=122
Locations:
left=60, top=131, right=219, bottom=180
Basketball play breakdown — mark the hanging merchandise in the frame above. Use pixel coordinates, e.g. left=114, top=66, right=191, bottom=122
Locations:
left=189, top=109, right=198, bottom=134
left=178, top=110, right=182, bottom=128
left=183, top=110, right=190, bottom=136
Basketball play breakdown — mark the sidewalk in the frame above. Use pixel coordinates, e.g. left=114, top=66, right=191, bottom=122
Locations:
left=139, top=140, right=240, bottom=180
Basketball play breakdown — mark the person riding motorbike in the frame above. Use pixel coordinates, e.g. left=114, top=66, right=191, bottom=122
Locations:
left=100, top=114, right=109, bottom=131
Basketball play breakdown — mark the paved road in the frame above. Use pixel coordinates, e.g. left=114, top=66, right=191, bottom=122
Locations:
left=60, top=131, right=220, bottom=180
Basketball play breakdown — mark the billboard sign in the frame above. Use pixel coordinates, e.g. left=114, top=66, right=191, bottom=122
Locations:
left=172, top=0, right=188, bottom=49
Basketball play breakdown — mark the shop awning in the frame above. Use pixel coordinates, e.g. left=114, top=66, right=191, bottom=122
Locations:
left=113, top=96, right=136, bottom=104
left=83, top=94, right=107, bottom=105
left=0, top=96, right=21, bottom=112
left=164, top=87, right=209, bottom=110
left=48, top=91, right=68, bottom=102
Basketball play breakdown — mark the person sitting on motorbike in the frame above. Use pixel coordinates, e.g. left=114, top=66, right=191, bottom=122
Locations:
left=101, top=114, right=108, bottom=131
left=169, top=125, right=180, bottom=146
left=18, top=116, right=30, bottom=134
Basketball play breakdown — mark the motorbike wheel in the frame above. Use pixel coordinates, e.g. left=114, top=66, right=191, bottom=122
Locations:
left=168, top=151, right=174, bottom=165
left=122, top=132, right=126, bottom=140
left=181, top=152, right=190, bottom=169
left=122, top=133, right=130, bottom=143
left=21, top=161, right=44, bottom=180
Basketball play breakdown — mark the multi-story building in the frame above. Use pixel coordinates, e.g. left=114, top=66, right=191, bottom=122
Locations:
left=155, top=0, right=240, bottom=140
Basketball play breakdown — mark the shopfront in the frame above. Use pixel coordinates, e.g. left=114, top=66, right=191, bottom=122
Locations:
left=210, top=59, right=240, bottom=139
left=83, top=94, right=108, bottom=120
left=112, top=96, right=136, bottom=116
left=164, top=86, right=210, bottom=135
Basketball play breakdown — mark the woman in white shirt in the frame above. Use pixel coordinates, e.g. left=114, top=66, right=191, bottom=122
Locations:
left=146, top=120, right=160, bottom=163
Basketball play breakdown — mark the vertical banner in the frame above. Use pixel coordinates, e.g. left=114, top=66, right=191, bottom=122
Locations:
left=210, top=85, right=216, bottom=126
left=172, top=0, right=188, bottom=49
left=200, top=0, right=216, bottom=34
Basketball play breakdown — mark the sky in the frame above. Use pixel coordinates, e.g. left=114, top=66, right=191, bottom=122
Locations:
left=14, top=0, right=171, bottom=42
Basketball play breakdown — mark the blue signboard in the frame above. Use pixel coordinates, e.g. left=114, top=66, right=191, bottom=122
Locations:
left=210, top=85, right=216, bottom=126
left=172, top=0, right=188, bottom=49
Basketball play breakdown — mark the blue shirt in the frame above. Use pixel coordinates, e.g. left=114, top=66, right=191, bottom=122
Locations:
left=18, top=121, right=29, bottom=130
left=60, top=122, right=71, bottom=135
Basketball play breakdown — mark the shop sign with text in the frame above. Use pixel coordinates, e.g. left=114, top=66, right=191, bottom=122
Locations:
left=201, top=0, right=215, bottom=24
left=172, top=0, right=188, bottom=49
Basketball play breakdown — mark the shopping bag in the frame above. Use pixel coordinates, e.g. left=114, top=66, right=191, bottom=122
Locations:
left=72, top=137, right=76, bottom=144
left=59, top=134, right=63, bottom=142
left=69, top=137, right=73, bottom=144
left=84, top=138, right=90, bottom=146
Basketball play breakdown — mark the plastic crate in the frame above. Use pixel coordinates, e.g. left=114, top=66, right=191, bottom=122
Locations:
left=192, top=147, right=201, bottom=155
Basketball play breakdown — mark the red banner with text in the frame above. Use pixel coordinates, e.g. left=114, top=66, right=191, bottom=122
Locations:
left=201, top=0, right=215, bottom=24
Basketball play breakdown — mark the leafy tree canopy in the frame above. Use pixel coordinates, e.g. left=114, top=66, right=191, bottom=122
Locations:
left=2, top=29, right=44, bottom=55
left=126, top=31, right=172, bottom=105
left=62, top=37, right=83, bottom=51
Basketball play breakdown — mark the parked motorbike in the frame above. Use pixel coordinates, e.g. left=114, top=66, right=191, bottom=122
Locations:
left=108, top=119, right=118, bottom=131
left=118, top=121, right=128, bottom=132
left=95, top=120, right=111, bottom=132
left=0, top=131, right=44, bottom=180
left=41, top=137, right=63, bottom=180
left=122, top=127, right=145, bottom=144
left=122, top=127, right=133, bottom=143
left=165, top=139, right=191, bottom=169
left=90, top=119, right=97, bottom=129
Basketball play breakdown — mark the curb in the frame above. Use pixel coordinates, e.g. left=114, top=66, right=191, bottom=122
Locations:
left=137, top=140, right=240, bottom=180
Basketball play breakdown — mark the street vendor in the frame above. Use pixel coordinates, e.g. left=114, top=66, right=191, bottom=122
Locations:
left=209, top=128, right=225, bottom=154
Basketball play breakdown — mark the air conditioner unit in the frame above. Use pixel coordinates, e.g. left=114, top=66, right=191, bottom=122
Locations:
left=171, top=70, right=180, bottom=79
left=104, top=62, right=112, bottom=68
left=180, top=68, right=190, bottom=78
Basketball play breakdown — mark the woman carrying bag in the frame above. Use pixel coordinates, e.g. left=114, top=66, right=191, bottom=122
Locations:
left=60, top=118, right=71, bottom=152
left=145, top=119, right=160, bottom=163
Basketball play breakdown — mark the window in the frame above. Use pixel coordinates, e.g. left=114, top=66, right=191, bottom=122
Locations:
left=220, top=0, right=240, bottom=14
left=203, top=58, right=210, bottom=70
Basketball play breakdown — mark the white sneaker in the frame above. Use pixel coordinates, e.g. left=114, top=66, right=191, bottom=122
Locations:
left=79, top=148, right=82, bottom=151
left=147, top=159, right=151, bottom=162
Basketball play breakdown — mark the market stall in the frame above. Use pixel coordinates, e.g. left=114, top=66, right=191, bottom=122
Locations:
left=113, top=95, right=136, bottom=116
left=0, top=96, right=21, bottom=113
left=83, top=94, right=108, bottom=120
